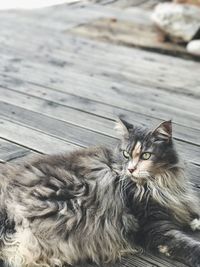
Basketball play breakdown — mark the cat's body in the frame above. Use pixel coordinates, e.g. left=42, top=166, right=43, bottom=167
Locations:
left=0, top=119, right=200, bottom=267
left=0, top=146, right=138, bottom=267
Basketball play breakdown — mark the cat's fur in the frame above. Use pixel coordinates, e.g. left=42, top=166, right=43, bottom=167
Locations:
left=0, top=119, right=200, bottom=267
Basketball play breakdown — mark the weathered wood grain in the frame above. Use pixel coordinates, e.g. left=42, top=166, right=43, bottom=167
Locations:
left=0, top=102, right=115, bottom=148
left=0, top=85, right=116, bottom=137
left=0, top=14, right=199, bottom=98
left=0, top=51, right=199, bottom=131
left=0, top=30, right=199, bottom=99
left=0, top=77, right=199, bottom=148
left=0, top=87, right=199, bottom=160
left=0, top=138, right=30, bottom=162
left=0, top=46, right=199, bottom=116
left=0, top=116, right=80, bottom=154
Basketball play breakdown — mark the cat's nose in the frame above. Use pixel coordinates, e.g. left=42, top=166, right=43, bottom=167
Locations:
left=128, top=167, right=136, bottom=174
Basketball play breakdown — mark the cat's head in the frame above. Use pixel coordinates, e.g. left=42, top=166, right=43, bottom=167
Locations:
left=116, top=118, right=178, bottom=183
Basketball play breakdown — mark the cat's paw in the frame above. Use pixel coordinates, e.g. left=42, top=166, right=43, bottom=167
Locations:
left=158, top=245, right=170, bottom=257
left=190, top=218, right=200, bottom=231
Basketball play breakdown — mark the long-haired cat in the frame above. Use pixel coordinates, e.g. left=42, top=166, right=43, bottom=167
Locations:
left=0, top=118, right=200, bottom=267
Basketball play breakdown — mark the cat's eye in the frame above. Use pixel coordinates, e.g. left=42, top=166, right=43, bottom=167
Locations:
left=141, top=152, right=151, bottom=160
left=123, top=150, right=130, bottom=159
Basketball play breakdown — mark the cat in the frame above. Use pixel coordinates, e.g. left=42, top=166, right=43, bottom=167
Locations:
left=0, top=118, right=200, bottom=267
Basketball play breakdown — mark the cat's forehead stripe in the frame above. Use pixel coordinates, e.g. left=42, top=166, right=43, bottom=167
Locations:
left=132, top=141, right=142, bottom=158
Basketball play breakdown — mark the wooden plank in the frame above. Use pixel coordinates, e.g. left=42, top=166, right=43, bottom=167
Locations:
left=0, top=15, right=198, bottom=116
left=0, top=81, right=196, bottom=139
left=0, top=102, right=115, bottom=148
left=0, top=51, right=199, bottom=132
left=0, top=45, right=199, bottom=117
left=0, top=138, right=30, bottom=162
left=175, top=140, right=199, bottom=166
left=0, top=116, right=80, bottom=154
left=0, top=7, right=198, bottom=162
left=0, top=87, right=199, bottom=163
left=0, top=77, right=200, bottom=148
left=0, top=86, right=115, bottom=137
left=0, top=29, right=199, bottom=101
left=0, top=13, right=199, bottom=99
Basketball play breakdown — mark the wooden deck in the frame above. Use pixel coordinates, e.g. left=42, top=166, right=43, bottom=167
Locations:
left=0, top=1, right=200, bottom=266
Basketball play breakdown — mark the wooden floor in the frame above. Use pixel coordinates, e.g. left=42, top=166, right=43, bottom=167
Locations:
left=0, top=0, right=200, bottom=266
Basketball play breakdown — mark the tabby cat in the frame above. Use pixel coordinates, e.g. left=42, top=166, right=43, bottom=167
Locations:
left=0, top=118, right=200, bottom=267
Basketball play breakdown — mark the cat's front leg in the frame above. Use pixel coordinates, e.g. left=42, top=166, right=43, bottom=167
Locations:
left=158, top=229, right=200, bottom=267
left=140, top=221, right=200, bottom=267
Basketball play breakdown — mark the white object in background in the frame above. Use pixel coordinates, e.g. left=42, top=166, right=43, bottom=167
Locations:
left=152, top=3, right=200, bottom=42
left=0, top=0, right=83, bottom=10
left=187, top=40, right=200, bottom=55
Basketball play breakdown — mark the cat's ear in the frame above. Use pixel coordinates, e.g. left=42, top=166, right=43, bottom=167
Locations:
left=152, top=120, right=172, bottom=141
left=115, top=117, right=133, bottom=138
